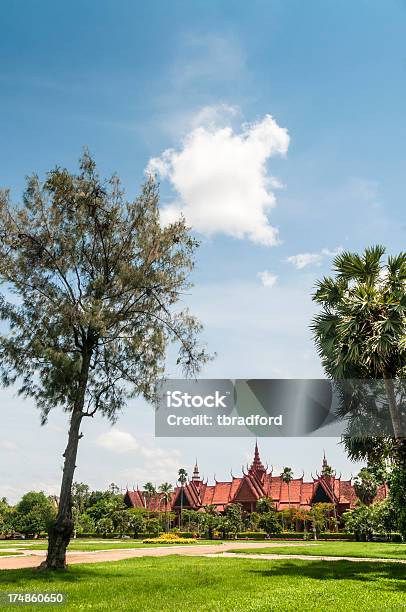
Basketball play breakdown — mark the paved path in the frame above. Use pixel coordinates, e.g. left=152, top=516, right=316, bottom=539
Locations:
left=0, top=542, right=305, bottom=570
left=1, top=542, right=404, bottom=570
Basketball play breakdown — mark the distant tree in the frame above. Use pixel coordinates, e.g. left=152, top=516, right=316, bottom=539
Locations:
left=96, top=517, right=114, bottom=537
left=224, top=503, right=243, bottom=537
left=201, top=505, right=218, bottom=540
left=343, top=506, right=374, bottom=541
left=370, top=499, right=397, bottom=538
left=128, top=509, right=146, bottom=538
left=143, top=483, right=157, bottom=515
left=108, top=483, right=120, bottom=496
left=258, top=512, right=282, bottom=535
left=256, top=497, right=275, bottom=514
left=177, top=469, right=188, bottom=528
left=158, top=483, right=173, bottom=532
left=0, top=499, right=15, bottom=537
left=310, top=503, right=334, bottom=538
left=248, top=512, right=260, bottom=531
left=353, top=468, right=378, bottom=506
left=144, top=517, right=160, bottom=536
left=281, top=467, right=294, bottom=509
left=0, top=152, right=209, bottom=568
left=15, top=492, right=55, bottom=538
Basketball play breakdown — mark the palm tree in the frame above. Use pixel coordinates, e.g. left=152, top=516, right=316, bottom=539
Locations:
left=177, top=468, right=188, bottom=529
left=312, top=246, right=406, bottom=538
left=281, top=467, right=293, bottom=510
left=158, top=482, right=173, bottom=532
left=143, top=482, right=156, bottom=519
left=312, top=245, right=405, bottom=440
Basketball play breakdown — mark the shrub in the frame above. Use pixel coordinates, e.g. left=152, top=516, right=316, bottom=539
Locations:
left=236, top=532, right=267, bottom=540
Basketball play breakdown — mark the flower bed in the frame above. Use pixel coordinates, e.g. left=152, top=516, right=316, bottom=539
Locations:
left=143, top=533, right=197, bottom=544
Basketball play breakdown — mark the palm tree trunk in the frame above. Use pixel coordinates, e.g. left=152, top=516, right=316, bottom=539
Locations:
left=383, top=375, right=403, bottom=439
left=180, top=487, right=183, bottom=530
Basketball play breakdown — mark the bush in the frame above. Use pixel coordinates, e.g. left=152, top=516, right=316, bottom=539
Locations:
left=236, top=532, right=267, bottom=540
left=235, top=532, right=354, bottom=541
left=390, top=533, right=403, bottom=543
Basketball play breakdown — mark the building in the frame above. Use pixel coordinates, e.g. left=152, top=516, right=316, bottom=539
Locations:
left=124, top=442, right=387, bottom=516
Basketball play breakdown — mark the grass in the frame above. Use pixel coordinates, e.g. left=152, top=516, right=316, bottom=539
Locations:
left=0, top=551, right=21, bottom=556
left=229, top=541, right=406, bottom=560
left=26, top=539, right=224, bottom=552
left=0, top=555, right=405, bottom=611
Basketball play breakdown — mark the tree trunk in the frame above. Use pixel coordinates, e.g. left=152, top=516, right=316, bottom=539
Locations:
left=39, top=350, right=91, bottom=570
left=383, top=375, right=403, bottom=439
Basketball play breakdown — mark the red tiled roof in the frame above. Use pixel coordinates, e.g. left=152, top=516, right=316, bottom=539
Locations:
left=123, top=445, right=386, bottom=514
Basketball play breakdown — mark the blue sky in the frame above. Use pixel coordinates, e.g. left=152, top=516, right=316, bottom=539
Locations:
left=1, top=0, right=405, bottom=501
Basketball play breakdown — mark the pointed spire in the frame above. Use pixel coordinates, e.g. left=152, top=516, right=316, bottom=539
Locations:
left=248, top=440, right=266, bottom=479
left=192, top=459, right=201, bottom=482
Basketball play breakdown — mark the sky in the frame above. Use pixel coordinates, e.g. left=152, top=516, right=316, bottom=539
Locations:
left=1, top=0, right=405, bottom=502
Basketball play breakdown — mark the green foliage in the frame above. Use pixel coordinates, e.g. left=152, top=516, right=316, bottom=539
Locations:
left=258, top=512, right=282, bottom=535
left=310, top=503, right=335, bottom=536
left=0, top=499, right=16, bottom=537
left=312, top=246, right=406, bottom=379
left=95, top=517, right=114, bottom=537
left=353, top=468, right=378, bottom=506
left=312, top=246, right=405, bottom=450
left=14, top=492, right=56, bottom=537
left=256, top=496, right=275, bottom=514
left=0, top=152, right=210, bottom=421
left=342, top=500, right=399, bottom=541
left=388, top=465, right=406, bottom=539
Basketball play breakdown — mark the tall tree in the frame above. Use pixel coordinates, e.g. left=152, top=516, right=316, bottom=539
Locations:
left=312, top=246, right=405, bottom=441
left=143, top=482, right=157, bottom=516
left=312, top=246, right=406, bottom=536
left=177, top=468, right=188, bottom=529
left=158, top=482, right=173, bottom=532
left=353, top=468, right=378, bottom=506
left=0, top=152, right=209, bottom=569
left=281, top=467, right=293, bottom=509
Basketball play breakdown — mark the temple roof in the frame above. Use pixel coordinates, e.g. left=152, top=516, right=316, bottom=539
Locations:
left=124, top=443, right=385, bottom=513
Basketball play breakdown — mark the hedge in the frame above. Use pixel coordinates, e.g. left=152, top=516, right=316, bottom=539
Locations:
left=236, top=531, right=355, bottom=541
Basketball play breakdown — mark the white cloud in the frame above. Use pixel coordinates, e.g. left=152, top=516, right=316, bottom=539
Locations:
left=0, top=440, right=18, bottom=451
left=286, top=246, right=343, bottom=269
left=96, top=429, right=138, bottom=454
left=147, top=111, right=290, bottom=246
left=258, top=270, right=278, bottom=287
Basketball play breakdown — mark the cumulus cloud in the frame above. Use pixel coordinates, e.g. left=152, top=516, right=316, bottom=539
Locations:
left=286, top=247, right=343, bottom=270
left=146, top=111, right=290, bottom=246
left=96, top=429, right=138, bottom=454
left=257, top=270, right=278, bottom=287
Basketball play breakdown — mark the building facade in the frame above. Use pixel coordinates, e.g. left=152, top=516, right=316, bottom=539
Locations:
left=124, top=442, right=387, bottom=516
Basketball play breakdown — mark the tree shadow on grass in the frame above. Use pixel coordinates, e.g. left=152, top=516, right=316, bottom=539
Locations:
left=0, top=564, right=135, bottom=587
left=249, top=560, right=406, bottom=594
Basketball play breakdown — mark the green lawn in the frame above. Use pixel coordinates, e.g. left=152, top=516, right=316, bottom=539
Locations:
left=230, top=541, right=406, bottom=560
left=0, top=551, right=21, bottom=556
left=0, top=555, right=405, bottom=611
left=24, top=539, right=223, bottom=552
left=0, top=542, right=33, bottom=549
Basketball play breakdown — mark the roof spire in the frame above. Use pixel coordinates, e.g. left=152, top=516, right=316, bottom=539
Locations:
left=192, top=459, right=201, bottom=482
left=248, top=440, right=266, bottom=479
